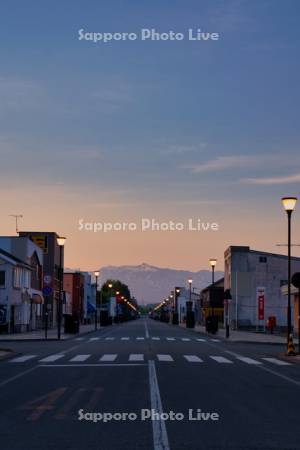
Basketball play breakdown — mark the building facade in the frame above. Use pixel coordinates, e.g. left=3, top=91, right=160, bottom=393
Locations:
left=224, top=246, right=300, bottom=329
left=0, top=248, right=32, bottom=333
left=19, top=231, right=64, bottom=329
left=63, top=272, right=84, bottom=322
left=0, top=236, right=44, bottom=332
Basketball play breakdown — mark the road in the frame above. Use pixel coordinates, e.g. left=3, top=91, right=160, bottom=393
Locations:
left=0, top=317, right=300, bottom=450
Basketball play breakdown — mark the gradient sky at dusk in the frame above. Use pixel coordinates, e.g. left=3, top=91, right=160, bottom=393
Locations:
left=1, top=0, right=300, bottom=271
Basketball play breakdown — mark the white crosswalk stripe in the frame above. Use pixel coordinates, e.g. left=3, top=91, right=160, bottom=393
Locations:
left=129, top=354, right=144, bottom=361
left=181, top=338, right=191, bottom=341
left=11, top=352, right=291, bottom=367
left=210, top=339, right=220, bottom=342
left=75, top=337, right=85, bottom=341
left=100, top=354, right=117, bottom=362
left=262, top=358, right=292, bottom=366
left=152, top=337, right=160, bottom=340
left=121, top=337, right=130, bottom=340
left=210, top=356, right=233, bottom=364
left=89, top=337, right=100, bottom=341
left=196, top=338, right=206, bottom=342
left=39, top=354, right=65, bottom=363
left=166, top=338, right=175, bottom=341
left=184, top=355, right=203, bottom=363
left=236, top=356, right=262, bottom=365
left=69, top=355, right=91, bottom=362
left=136, top=337, right=145, bottom=340
left=157, top=354, right=173, bottom=362
left=105, top=337, right=115, bottom=341
left=10, top=355, right=37, bottom=363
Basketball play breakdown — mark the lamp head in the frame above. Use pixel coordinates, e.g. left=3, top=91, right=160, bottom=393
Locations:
left=209, top=258, right=217, bottom=268
left=188, top=279, right=193, bottom=285
left=94, top=271, right=100, bottom=277
left=282, top=197, right=297, bottom=213
left=57, top=236, right=66, bottom=247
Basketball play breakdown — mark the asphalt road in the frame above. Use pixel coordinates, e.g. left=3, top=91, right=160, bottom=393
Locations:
left=0, top=317, right=300, bottom=450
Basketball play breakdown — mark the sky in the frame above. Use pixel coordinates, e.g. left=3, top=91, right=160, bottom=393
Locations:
left=1, top=0, right=300, bottom=272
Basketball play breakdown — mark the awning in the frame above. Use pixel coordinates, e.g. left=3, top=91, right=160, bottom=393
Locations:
left=31, top=293, right=44, bottom=304
left=87, top=301, right=96, bottom=313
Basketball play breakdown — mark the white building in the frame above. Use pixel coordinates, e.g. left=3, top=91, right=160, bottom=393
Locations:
left=0, top=236, right=44, bottom=332
left=224, top=246, right=300, bottom=329
left=0, top=248, right=32, bottom=332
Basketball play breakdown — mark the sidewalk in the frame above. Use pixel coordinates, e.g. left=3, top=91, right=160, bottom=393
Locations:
left=180, top=323, right=288, bottom=345
left=0, top=323, right=96, bottom=342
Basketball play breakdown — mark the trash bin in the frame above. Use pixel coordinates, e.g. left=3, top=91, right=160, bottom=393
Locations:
left=64, top=315, right=80, bottom=334
left=186, top=311, right=195, bottom=328
left=206, top=315, right=218, bottom=334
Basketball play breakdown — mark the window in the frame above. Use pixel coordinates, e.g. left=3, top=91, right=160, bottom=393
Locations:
left=13, top=267, right=22, bottom=288
left=0, top=271, right=5, bottom=287
left=259, top=256, right=267, bottom=263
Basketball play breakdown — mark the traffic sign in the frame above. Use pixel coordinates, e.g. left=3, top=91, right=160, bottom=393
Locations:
left=43, top=275, right=52, bottom=285
left=42, top=286, right=53, bottom=296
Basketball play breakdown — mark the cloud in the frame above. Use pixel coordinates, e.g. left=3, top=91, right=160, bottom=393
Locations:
left=182, top=155, right=254, bottom=173
left=161, top=143, right=207, bottom=155
left=241, top=172, right=300, bottom=185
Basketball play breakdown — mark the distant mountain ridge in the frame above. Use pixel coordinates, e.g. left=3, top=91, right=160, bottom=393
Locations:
left=99, top=263, right=224, bottom=305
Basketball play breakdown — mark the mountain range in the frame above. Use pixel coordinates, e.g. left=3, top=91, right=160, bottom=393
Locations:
left=99, top=263, right=224, bottom=305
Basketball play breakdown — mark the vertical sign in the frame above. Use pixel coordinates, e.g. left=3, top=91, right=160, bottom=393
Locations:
left=257, top=287, right=265, bottom=321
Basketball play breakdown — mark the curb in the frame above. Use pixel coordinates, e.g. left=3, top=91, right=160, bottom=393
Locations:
left=0, top=349, right=19, bottom=362
left=173, top=323, right=286, bottom=345
left=0, top=327, right=99, bottom=343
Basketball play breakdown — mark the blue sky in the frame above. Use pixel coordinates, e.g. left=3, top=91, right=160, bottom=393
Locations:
left=1, top=0, right=300, bottom=270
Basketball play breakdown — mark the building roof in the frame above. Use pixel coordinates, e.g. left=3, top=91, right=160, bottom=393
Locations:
left=201, top=277, right=224, bottom=294
left=225, top=246, right=300, bottom=262
left=0, top=248, right=32, bottom=269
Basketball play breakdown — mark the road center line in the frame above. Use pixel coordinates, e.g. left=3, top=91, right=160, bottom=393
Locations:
left=148, top=360, right=170, bottom=450
left=145, top=320, right=150, bottom=339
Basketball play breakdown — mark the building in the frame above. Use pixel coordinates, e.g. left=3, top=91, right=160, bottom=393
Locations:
left=0, top=236, right=44, bottom=332
left=281, top=285, right=300, bottom=334
left=0, top=248, right=33, bottom=333
left=81, top=271, right=94, bottom=323
left=224, top=246, right=300, bottom=329
left=63, top=272, right=84, bottom=322
left=199, top=277, right=224, bottom=324
left=19, top=231, right=64, bottom=329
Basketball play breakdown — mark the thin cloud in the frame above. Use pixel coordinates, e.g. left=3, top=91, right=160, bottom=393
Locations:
left=182, top=155, right=254, bottom=173
left=241, top=172, right=300, bottom=185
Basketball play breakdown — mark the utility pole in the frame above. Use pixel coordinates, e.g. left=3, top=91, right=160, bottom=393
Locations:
left=9, top=214, right=23, bottom=234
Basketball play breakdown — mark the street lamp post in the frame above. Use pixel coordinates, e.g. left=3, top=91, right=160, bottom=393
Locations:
left=209, top=259, right=217, bottom=317
left=94, top=271, right=99, bottom=331
left=282, top=197, right=297, bottom=347
left=173, top=288, right=180, bottom=325
left=56, top=236, right=66, bottom=340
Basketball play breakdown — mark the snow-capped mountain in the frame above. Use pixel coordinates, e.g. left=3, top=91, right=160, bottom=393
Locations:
left=99, top=263, right=223, bottom=305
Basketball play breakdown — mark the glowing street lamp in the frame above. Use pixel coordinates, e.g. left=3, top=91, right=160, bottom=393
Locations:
left=282, top=196, right=297, bottom=348
left=94, top=271, right=100, bottom=331
left=56, top=236, right=66, bottom=340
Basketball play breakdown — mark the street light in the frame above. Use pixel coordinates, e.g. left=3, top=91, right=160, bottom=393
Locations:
left=282, top=196, right=297, bottom=348
left=56, top=236, right=66, bottom=340
left=188, top=279, right=193, bottom=301
left=94, top=271, right=99, bottom=331
left=209, top=259, right=217, bottom=317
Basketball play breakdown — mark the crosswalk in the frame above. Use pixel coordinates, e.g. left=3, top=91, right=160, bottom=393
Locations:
left=74, top=336, right=220, bottom=343
left=9, top=353, right=292, bottom=367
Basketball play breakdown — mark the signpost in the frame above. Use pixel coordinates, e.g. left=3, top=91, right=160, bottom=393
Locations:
left=256, top=287, right=265, bottom=331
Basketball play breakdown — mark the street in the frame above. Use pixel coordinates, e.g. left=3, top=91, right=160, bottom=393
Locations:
left=0, top=318, right=300, bottom=450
